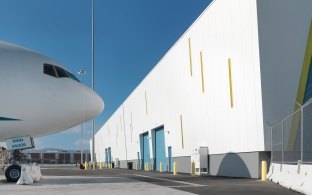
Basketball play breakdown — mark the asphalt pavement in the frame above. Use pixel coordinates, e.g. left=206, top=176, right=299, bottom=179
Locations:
left=0, top=166, right=300, bottom=195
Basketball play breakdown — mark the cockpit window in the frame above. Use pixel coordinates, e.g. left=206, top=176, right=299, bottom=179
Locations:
left=43, top=64, right=57, bottom=77
left=67, top=72, right=80, bottom=82
left=54, top=66, right=69, bottom=78
left=43, top=63, right=80, bottom=82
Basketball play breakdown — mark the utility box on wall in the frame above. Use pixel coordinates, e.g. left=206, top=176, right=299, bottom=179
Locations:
left=191, top=147, right=209, bottom=175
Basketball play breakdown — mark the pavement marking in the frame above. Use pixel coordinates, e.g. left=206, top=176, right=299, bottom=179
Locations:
left=166, top=185, right=209, bottom=188
left=43, top=176, right=121, bottom=179
left=133, top=174, right=207, bottom=187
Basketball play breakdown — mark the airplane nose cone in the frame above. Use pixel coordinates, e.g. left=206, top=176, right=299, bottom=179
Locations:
left=86, top=89, right=104, bottom=119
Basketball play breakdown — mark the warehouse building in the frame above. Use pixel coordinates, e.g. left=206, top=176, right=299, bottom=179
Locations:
left=92, top=0, right=312, bottom=178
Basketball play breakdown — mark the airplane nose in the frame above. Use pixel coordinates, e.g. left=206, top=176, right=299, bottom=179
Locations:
left=86, top=89, right=104, bottom=119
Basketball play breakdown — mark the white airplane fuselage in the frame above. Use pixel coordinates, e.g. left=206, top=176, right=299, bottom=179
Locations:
left=0, top=41, right=104, bottom=141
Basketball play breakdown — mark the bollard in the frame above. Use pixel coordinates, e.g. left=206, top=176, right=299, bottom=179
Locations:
left=173, top=162, right=177, bottom=175
left=146, top=163, right=150, bottom=171
left=261, top=160, right=267, bottom=181
left=100, top=162, right=103, bottom=170
left=191, top=161, right=195, bottom=176
left=160, top=162, right=163, bottom=172
left=85, top=162, right=88, bottom=170
left=297, top=160, right=302, bottom=174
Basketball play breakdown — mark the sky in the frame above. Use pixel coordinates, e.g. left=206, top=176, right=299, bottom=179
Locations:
left=0, top=0, right=212, bottom=150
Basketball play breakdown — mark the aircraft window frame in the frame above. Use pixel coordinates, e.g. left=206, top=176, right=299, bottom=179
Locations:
left=43, top=64, right=57, bottom=78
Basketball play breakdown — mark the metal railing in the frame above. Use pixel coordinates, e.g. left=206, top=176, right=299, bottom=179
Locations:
left=271, top=99, right=312, bottom=164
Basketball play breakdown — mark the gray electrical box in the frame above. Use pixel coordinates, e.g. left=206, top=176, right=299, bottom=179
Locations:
left=191, top=147, right=209, bottom=175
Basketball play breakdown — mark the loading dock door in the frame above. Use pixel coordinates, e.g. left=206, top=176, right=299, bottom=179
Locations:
left=168, top=146, right=173, bottom=172
left=142, top=133, right=150, bottom=169
left=155, top=127, right=166, bottom=171
left=105, top=148, right=108, bottom=164
left=108, top=147, right=112, bottom=163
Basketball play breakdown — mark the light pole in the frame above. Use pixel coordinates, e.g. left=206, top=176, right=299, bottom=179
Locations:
left=91, top=0, right=96, bottom=164
left=78, top=69, right=86, bottom=164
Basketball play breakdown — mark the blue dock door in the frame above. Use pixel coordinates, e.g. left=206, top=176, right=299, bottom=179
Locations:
left=141, top=132, right=150, bottom=170
left=105, top=148, right=108, bottom=164
left=168, top=146, right=173, bottom=172
left=155, top=127, right=166, bottom=171
left=108, top=147, right=112, bottom=163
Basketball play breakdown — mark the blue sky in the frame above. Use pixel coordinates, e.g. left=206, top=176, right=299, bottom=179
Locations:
left=0, top=0, right=212, bottom=150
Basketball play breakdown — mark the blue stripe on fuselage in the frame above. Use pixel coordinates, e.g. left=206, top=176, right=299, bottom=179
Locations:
left=0, top=117, right=21, bottom=121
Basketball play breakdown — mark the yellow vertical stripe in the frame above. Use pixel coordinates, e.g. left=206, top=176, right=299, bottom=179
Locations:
left=200, top=51, right=205, bottom=93
left=180, top=115, right=184, bottom=149
left=228, top=58, right=234, bottom=108
left=188, top=38, right=193, bottom=76
left=116, top=125, right=118, bottom=145
left=288, top=21, right=312, bottom=150
left=145, top=91, right=148, bottom=115
left=130, top=112, right=133, bottom=142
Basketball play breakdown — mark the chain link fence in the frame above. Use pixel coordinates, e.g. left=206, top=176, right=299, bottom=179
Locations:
left=271, top=100, right=312, bottom=164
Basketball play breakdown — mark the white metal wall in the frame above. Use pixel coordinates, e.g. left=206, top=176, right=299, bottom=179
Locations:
left=94, top=0, right=265, bottom=162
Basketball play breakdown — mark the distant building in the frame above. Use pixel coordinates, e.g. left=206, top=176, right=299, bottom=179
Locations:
left=22, top=148, right=90, bottom=164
